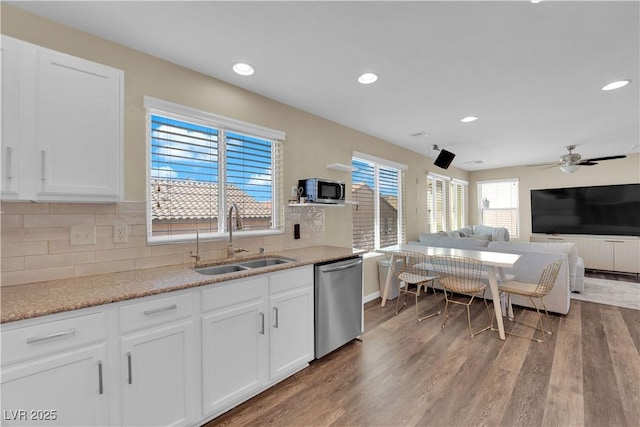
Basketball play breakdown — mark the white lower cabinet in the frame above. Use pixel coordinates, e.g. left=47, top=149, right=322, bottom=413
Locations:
left=119, top=293, right=196, bottom=427
left=1, top=266, right=315, bottom=426
left=269, top=268, right=314, bottom=381
left=201, top=276, right=269, bottom=416
left=200, top=266, right=315, bottom=419
left=0, top=312, right=109, bottom=426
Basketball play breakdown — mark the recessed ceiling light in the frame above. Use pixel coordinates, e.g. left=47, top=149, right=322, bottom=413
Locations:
left=602, top=80, right=631, bottom=91
left=461, top=116, right=479, bottom=123
left=530, top=0, right=542, bottom=4
left=232, top=63, right=254, bottom=76
left=358, top=72, right=378, bottom=85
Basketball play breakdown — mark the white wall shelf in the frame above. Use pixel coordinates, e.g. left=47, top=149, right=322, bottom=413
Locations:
left=326, top=163, right=354, bottom=172
left=288, top=203, right=345, bottom=207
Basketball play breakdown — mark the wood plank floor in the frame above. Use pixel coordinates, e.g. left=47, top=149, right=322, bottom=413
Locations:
left=206, top=293, right=639, bottom=427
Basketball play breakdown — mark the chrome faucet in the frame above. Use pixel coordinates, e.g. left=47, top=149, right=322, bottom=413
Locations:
left=227, top=204, right=248, bottom=257
left=190, top=229, right=200, bottom=264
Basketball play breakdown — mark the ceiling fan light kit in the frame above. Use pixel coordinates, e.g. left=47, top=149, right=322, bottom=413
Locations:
left=560, top=164, right=580, bottom=174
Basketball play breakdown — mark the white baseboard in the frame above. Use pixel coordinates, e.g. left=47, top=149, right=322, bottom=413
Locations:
left=363, top=291, right=380, bottom=304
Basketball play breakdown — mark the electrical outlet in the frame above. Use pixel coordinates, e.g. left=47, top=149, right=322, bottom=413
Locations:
left=70, top=225, right=96, bottom=246
left=114, top=224, right=128, bottom=243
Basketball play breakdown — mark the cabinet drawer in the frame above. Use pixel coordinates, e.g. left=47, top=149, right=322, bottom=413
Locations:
left=202, top=276, right=267, bottom=313
left=1, top=312, right=106, bottom=366
left=270, top=266, right=313, bottom=294
left=120, top=292, right=194, bottom=334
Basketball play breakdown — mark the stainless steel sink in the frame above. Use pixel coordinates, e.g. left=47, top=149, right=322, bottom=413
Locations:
left=195, top=264, right=250, bottom=275
left=194, top=256, right=294, bottom=276
left=237, top=258, right=291, bottom=268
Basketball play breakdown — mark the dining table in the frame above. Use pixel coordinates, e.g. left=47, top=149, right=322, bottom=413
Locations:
left=378, top=244, right=522, bottom=340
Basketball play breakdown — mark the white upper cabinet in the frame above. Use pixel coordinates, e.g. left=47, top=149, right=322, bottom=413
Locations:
left=1, top=35, right=23, bottom=196
left=1, top=35, right=123, bottom=202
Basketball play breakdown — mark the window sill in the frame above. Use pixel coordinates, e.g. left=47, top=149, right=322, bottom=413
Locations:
left=147, top=228, right=283, bottom=245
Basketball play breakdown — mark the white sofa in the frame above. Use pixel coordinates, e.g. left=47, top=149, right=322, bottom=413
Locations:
left=408, top=231, right=585, bottom=315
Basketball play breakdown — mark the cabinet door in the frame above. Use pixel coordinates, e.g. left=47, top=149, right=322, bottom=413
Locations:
left=576, top=239, right=614, bottom=270
left=1, top=343, right=108, bottom=426
left=269, top=285, right=314, bottom=380
left=121, top=320, right=195, bottom=427
left=0, top=35, right=27, bottom=197
left=613, top=240, right=640, bottom=273
left=35, top=48, right=122, bottom=200
left=201, top=296, right=268, bottom=416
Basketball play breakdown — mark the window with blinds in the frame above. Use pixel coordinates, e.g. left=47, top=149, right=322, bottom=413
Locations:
left=426, top=173, right=468, bottom=232
left=478, top=178, right=519, bottom=238
left=351, top=154, right=405, bottom=252
left=145, top=97, right=284, bottom=243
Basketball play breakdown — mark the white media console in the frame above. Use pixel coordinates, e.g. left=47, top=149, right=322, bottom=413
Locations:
left=530, top=234, right=640, bottom=274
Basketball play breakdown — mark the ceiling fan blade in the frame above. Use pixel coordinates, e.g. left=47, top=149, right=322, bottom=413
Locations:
left=540, top=164, right=561, bottom=170
left=580, top=154, right=627, bottom=162
left=579, top=162, right=598, bottom=166
left=526, top=162, right=561, bottom=167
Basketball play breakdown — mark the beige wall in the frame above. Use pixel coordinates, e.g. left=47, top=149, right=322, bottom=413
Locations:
left=0, top=4, right=467, bottom=251
left=468, top=153, right=640, bottom=242
left=1, top=5, right=470, bottom=295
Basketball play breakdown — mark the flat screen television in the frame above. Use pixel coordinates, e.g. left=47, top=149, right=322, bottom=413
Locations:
left=531, top=183, right=640, bottom=237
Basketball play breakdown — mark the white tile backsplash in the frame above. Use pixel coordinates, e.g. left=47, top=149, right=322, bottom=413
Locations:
left=0, top=201, right=324, bottom=286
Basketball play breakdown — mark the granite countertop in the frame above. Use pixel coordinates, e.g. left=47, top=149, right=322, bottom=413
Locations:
left=1, top=245, right=362, bottom=324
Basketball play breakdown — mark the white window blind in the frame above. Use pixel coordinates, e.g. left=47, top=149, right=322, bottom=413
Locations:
left=450, top=179, right=468, bottom=230
left=478, top=178, right=519, bottom=238
left=145, top=97, right=284, bottom=243
left=427, top=173, right=468, bottom=232
left=351, top=155, right=405, bottom=252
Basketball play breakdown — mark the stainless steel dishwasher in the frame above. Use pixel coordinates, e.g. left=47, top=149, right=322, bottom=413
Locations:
left=314, top=256, right=363, bottom=358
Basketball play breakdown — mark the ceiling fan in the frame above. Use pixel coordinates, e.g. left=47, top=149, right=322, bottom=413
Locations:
left=528, top=145, right=627, bottom=174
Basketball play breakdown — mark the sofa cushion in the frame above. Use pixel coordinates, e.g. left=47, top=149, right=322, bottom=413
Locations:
left=458, top=227, right=473, bottom=237
left=418, top=233, right=442, bottom=243
left=468, top=234, right=492, bottom=241
left=488, top=241, right=579, bottom=286
left=488, top=241, right=578, bottom=269
left=472, top=225, right=510, bottom=241
left=415, top=235, right=489, bottom=249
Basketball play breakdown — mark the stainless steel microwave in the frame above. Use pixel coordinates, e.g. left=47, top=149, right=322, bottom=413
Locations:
left=298, top=178, right=345, bottom=204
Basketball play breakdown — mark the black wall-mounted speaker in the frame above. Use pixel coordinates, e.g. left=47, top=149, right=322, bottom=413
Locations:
left=434, top=149, right=456, bottom=169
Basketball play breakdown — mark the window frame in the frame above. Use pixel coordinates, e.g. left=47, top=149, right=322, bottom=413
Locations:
left=477, top=178, right=519, bottom=238
left=426, top=172, right=468, bottom=233
left=351, top=151, right=406, bottom=252
left=144, top=96, right=285, bottom=244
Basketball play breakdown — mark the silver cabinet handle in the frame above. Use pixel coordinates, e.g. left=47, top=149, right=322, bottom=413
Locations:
left=5, top=146, right=12, bottom=180
left=143, top=304, right=177, bottom=316
left=98, top=361, right=104, bottom=395
left=259, top=312, right=265, bottom=335
left=127, top=352, right=132, bottom=384
left=40, top=150, right=46, bottom=181
left=320, top=259, right=362, bottom=273
left=273, top=307, right=279, bottom=328
left=26, top=328, right=76, bottom=344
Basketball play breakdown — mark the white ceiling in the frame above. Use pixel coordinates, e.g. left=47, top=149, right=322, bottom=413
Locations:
left=10, top=1, right=640, bottom=171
